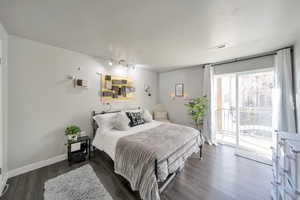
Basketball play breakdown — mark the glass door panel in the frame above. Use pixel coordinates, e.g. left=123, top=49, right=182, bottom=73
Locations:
left=215, top=74, right=237, bottom=146
left=214, top=69, right=273, bottom=164
left=236, top=70, right=273, bottom=163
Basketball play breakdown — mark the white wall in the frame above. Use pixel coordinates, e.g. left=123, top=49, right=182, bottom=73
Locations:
left=0, top=22, right=8, bottom=188
left=158, top=66, right=204, bottom=127
left=7, top=35, right=158, bottom=171
left=294, top=41, right=300, bottom=132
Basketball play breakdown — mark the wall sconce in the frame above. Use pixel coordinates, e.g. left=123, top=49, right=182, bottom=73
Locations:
left=144, top=85, right=152, bottom=96
left=170, top=92, right=189, bottom=100
left=183, top=93, right=190, bottom=100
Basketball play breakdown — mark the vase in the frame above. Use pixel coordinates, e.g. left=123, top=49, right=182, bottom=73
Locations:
left=68, top=134, right=78, bottom=141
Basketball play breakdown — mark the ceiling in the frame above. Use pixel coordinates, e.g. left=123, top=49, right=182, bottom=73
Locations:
left=0, top=0, right=300, bottom=72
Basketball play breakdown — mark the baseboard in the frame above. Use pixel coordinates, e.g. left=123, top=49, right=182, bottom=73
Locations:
left=7, top=154, right=67, bottom=178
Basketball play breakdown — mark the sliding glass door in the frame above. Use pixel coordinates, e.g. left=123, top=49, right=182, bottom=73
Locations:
left=214, top=74, right=237, bottom=146
left=214, top=69, right=273, bottom=164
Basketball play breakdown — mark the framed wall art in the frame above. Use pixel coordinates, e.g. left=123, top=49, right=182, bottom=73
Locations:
left=101, top=74, right=135, bottom=102
left=175, top=83, right=184, bottom=97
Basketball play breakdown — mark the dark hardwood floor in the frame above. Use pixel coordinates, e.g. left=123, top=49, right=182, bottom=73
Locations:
left=1, top=144, right=272, bottom=200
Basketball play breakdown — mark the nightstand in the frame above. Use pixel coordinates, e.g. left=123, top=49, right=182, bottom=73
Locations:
left=67, top=136, right=90, bottom=165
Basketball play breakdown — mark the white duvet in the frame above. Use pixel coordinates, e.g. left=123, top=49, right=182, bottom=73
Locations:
left=92, top=120, right=163, bottom=160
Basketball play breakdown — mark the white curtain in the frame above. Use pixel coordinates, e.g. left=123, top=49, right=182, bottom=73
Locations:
left=202, top=65, right=216, bottom=144
left=273, top=48, right=297, bottom=132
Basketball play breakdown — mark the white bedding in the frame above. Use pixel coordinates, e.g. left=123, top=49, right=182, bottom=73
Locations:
left=92, top=120, right=163, bottom=160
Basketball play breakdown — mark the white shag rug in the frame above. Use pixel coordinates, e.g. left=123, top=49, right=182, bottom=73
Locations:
left=44, top=164, right=113, bottom=200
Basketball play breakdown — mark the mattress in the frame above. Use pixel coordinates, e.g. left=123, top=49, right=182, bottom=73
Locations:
left=92, top=120, right=201, bottom=182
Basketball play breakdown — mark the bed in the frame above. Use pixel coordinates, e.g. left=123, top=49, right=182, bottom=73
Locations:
left=91, top=109, right=203, bottom=200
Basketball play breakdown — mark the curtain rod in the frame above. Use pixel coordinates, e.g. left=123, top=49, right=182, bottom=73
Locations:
left=203, top=46, right=294, bottom=68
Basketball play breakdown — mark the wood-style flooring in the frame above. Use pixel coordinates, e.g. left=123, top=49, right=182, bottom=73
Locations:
left=1, top=144, right=272, bottom=200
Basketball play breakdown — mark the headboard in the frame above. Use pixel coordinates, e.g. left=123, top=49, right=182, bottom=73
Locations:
left=91, top=107, right=141, bottom=138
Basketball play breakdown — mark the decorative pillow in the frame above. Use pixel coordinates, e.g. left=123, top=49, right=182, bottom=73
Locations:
left=114, top=112, right=130, bottom=131
left=142, top=109, right=153, bottom=123
left=126, top=111, right=145, bottom=127
left=154, top=111, right=168, bottom=120
left=124, top=108, right=142, bottom=113
left=93, top=113, right=117, bottom=131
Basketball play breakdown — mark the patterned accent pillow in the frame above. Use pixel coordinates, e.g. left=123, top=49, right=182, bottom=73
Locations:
left=126, top=111, right=145, bottom=127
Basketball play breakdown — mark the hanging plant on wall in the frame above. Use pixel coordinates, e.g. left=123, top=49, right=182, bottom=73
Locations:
left=185, top=96, right=208, bottom=130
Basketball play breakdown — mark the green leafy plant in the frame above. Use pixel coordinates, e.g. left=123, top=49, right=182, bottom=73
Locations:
left=64, top=125, right=81, bottom=136
left=185, top=96, right=208, bottom=130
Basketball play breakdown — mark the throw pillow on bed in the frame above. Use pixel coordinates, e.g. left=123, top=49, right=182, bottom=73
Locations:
left=114, top=111, right=130, bottom=131
left=154, top=111, right=168, bottom=120
left=126, top=111, right=145, bottom=127
left=93, top=112, right=116, bottom=131
left=143, top=109, right=153, bottom=122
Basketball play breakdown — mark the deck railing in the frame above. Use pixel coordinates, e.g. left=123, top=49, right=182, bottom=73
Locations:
left=215, top=107, right=272, bottom=138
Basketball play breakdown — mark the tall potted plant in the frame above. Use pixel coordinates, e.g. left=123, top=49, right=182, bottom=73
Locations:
left=185, top=96, right=208, bottom=130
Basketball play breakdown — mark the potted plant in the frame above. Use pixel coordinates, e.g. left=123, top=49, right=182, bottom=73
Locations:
left=185, top=96, right=208, bottom=131
left=65, top=125, right=81, bottom=141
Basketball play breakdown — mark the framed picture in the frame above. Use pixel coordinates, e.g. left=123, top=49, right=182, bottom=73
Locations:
left=101, top=74, right=136, bottom=102
left=175, top=83, right=184, bottom=97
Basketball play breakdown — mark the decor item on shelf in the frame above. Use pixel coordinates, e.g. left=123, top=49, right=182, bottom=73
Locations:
left=175, top=83, right=184, bottom=97
left=144, top=84, right=151, bottom=96
left=105, top=75, right=112, bottom=90
left=75, top=78, right=88, bottom=88
left=101, top=74, right=135, bottom=102
left=65, top=125, right=81, bottom=141
left=185, top=96, right=208, bottom=130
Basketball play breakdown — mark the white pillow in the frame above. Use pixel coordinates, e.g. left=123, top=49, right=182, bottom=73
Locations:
left=154, top=111, right=168, bottom=120
left=124, top=108, right=142, bottom=113
left=93, top=113, right=117, bottom=131
left=114, top=112, right=130, bottom=131
left=143, top=109, right=153, bottom=122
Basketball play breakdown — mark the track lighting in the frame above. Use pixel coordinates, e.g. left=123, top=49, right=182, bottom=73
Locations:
left=108, top=59, right=113, bottom=66
left=107, top=58, right=136, bottom=70
left=118, top=59, right=126, bottom=65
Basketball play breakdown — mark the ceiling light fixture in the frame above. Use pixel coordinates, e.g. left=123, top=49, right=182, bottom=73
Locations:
left=106, top=58, right=136, bottom=70
left=118, top=59, right=126, bottom=65
left=127, top=64, right=136, bottom=71
left=216, top=44, right=227, bottom=49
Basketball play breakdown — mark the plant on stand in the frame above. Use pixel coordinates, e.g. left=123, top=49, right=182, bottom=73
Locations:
left=65, top=125, right=81, bottom=141
left=185, top=96, right=208, bottom=131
